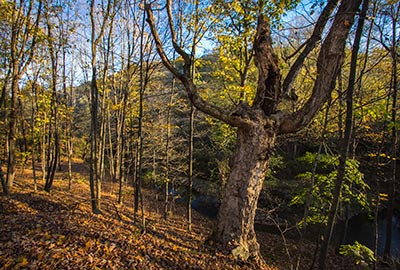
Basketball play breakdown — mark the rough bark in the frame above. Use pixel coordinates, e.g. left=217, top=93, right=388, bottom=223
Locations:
left=253, top=15, right=281, bottom=115
left=213, top=115, right=276, bottom=264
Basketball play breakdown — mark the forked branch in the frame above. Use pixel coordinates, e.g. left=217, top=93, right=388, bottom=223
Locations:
left=279, top=0, right=362, bottom=134
left=282, top=0, right=339, bottom=95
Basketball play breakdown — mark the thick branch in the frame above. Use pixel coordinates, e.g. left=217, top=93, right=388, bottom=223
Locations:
left=145, top=4, right=181, bottom=78
left=282, top=0, right=339, bottom=95
left=252, top=15, right=281, bottom=116
left=279, top=0, right=362, bottom=134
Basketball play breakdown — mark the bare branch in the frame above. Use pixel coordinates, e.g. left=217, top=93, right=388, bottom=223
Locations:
left=166, top=0, right=191, bottom=64
left=145, top=3, right=182, bottom=79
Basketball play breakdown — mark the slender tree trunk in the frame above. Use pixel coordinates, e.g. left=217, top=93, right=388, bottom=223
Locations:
left=44, top=132, right=59, bottom=192
left=108, top=105, right=116, bottom=182
left=0, top=72, right=9, bottom=195
left=384, top=3, right=399, bottom=256
left=6, top=0, right=42, bottom=191
left=0, top=161, right=8, bottom=195
left=187, top=105, right=195, bottom=231
left=31, top=85, right=38, bottom=192
left=67, top=117, right=73, bottom=191
left=187, top=0, right=198, bottom=231
left=333, top=69, right=344, bottom=249
left=43, top=105, right=59, bottom=193
left=134, top=89, right=144, bottom=221
left=64, top=43, right=75, bottom=191
left=89, top=66, right=101, bottom=213
left=88, top=0, right=114, bottom=214
left=117, top=90, right=127, bottom=204
left=164, top=80, right=174, bottom=219
left=96, top=91, right=107, bottom=207
left=318, top=1, right=369, bottom=268
left=44, top=12, right=60, bottom=193
left=134, top=6, right=147, bottom=230
left=6, top=75, right=18, bottom=191
left=67, top=132, right=73, bottom=190
left=41, top=123, right=47, bottom=182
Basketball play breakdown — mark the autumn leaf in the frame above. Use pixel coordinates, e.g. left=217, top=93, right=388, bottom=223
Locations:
left=14, top=257, right=28, bottom=269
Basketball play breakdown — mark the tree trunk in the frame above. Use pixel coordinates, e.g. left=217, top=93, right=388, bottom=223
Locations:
left=213, top=123, right=275, bottom=263
left=117, top=93, right=127, bottom=204
left=66, top=50, right=75, bottom=191
left=43, top=10, right=60, bottom=193
left=6, top=0, right=42, bottom=192
left=187, top=104, right=195, bottom=231
left=44, top=132, right=59, bottom=192
left=134, top=7, right=148, bottom=230
left=384, top=3, right=399, bottom=256
left=318, top=0, right=369, bottom=268
left=31, top=81, right=38, bottom=193
left=6, top=77, right=18, bottom=190
left=88, top=0, right=114, bottom=214
left=164, top=77, right=175, bottom=219
left=0, top=161, right=8, bottom=195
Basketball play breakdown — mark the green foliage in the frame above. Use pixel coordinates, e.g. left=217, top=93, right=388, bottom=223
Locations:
left=339, top=241, right=375, bottom=268
left=264, top=154, right=285, bottom=187
left=290, top=152, right=370, bottom=225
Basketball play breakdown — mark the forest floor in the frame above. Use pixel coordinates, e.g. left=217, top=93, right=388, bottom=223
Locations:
left=0, top=159, right=358, bottom=270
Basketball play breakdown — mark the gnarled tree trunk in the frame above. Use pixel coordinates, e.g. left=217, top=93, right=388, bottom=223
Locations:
left=214, top=119, right=276, bottom=262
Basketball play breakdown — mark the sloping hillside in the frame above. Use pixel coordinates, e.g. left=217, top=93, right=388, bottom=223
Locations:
left=0, top=161, right=355, bottom=270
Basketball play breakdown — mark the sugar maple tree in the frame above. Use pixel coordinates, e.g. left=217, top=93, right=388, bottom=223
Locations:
left=145, top=0, right=362, bottom=265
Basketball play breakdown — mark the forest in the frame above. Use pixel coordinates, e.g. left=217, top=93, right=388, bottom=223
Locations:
left=0, top=0, right=399, bottom=269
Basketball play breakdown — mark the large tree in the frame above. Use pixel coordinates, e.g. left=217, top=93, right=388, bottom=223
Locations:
left=146, top=0, right=362, bottom=265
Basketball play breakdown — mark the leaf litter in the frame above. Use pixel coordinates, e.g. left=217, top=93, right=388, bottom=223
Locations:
left=0, top=163, right=356, bottom=270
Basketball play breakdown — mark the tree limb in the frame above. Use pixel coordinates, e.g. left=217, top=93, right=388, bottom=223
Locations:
left=145, top=2, right=251, bottom=128
left=252, top=15, right=281, bottom=116
left=282, top=0, right=339, bottom=96
left=279, top=0, right=362, bottom=134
